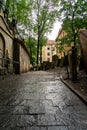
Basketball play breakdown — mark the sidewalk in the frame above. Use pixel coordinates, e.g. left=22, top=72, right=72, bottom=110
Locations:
left=61, top=69, right=87, bottom=105
left=48, top=67, right=87, bottom=105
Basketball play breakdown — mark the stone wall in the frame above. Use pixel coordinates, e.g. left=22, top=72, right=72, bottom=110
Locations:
left=20, top=43, right=30, bottom=73
left=0, top=11, right=30, bottom=74
left=0, top=15, right=13, bottom=73
left=80, top=30, right=87, bottom=72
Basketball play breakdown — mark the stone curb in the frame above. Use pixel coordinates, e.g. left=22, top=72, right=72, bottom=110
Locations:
left=60, top=76, right=87, bottom=105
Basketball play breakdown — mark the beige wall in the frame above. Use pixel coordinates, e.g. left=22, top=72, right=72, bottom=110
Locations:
left=42, top=41, right=57, bottom=62
left=20, top=45, right=30, bottom=73
left=0, top=11, right=30, bottom=74
left=0, top=16, right=13, bottom=59
left=56, top=29, right=72, bottom=58
left=0, top=15, right=14, bottom=73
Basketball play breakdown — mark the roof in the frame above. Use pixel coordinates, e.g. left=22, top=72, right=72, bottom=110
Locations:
left=56, top=28, right=63, bottom=39
left=46, top=40, right=56, bottom=45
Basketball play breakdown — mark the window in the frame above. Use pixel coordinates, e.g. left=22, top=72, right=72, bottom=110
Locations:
left=47, top=47, right=50, bottom=50
left=48, top=58, right=50, bottom=62
left=47, top=52, right=50, bottom=56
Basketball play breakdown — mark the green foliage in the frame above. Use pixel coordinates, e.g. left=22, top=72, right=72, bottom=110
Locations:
left=59, top=0, right=87, bottom=46
left=3, top=0, right=60, bottom=65
left=25, top=36, right=37, bottom=64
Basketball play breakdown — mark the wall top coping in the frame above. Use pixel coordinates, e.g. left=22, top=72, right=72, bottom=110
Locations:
left=0, top=14, right=13, bottom=38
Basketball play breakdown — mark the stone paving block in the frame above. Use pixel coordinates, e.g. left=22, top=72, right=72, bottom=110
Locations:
left=3, top=115, right=19, bottom=128
left=20, top=99, right=45, bottom=114
left=1, top=115, right=37, bottom=128
left=29, top=105, right=45, bottom=114
left=71, top=113, right=87, bottom=129
left=52, top=99, right=66, bottom=108
left=0, top=115, right=11, bottom=127
left=74, top=105, right=87, bottom=113
left=0, top=128, right=11, bottom=130
left=48, top=126, right=68, bottom=130
left=55, top=111, right=76, bottom=126
left=64, top=95, right=86, bottom=106
left=38, top=114, right=57, bottom=126
left=39, top=93, right=46, bottom=100
left=22, top=92, right=40, bottom=100
left=25, top=126, right=40, bottom=130
left=25, top=126, right=47, bottom=130
left=5, top=95, right=23, bottom=106
left=59, top=104, right=76, bottom=114
left=12, top=105, right=29, bottom=115
left=11, top=127, right=26, bottom=130
left=46, top=93, right=58, bottom=100
left=40, top=127, right=47, bottom=130
left=0, top=106, right=13, bottom=114
left=42, top=99, right=57, bottom=114
left=68, top=125, right=87, bottom=130
left=16, top=115, right=37, bottom=127
left=20, top=99, right=40, bottom=107
left=23, top=85, right=37, bottom=93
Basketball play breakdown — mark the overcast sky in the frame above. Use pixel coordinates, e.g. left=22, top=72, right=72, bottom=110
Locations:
left=47, top=21, right=62, bottom=40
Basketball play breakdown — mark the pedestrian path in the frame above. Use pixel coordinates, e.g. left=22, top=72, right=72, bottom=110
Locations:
left=0, top=71, right=87, bottom=130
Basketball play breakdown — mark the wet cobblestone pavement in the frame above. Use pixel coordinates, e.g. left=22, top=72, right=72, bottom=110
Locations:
left=0, top=71, right=87, bottom=130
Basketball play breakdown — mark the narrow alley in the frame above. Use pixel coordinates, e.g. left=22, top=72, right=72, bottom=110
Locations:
left=0, top=71, right=87, bottom=130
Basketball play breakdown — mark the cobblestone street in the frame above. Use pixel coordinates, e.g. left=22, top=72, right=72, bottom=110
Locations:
left=0, top=71, right=87, bottom=130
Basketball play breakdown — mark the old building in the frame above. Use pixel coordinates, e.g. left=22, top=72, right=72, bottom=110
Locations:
left=56, top=28, right=73, bottom=58
left=42, top=40, right=57, bottom=62
left=80, top=30, right=87, bottom=72
left=0, top=5, right=30, bottom=74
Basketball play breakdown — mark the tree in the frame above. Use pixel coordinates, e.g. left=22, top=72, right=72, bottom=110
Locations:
left=59, top=0, right=87, bottom=45
left=3, top=0, right=59, bottom=69
left=39, top=36, right=47, bottom=65
left=32, top=0, right=59, bottom=69
left=58, top=0, right=87, bottom=80
left=25, top=36, right=37, bottom=65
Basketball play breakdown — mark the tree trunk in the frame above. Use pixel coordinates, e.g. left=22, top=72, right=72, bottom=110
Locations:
left=40, top=46, right=42, bottom=65
left=71, top=46, right=77, bottom=81
left=37, top=33, right=40, bottom=70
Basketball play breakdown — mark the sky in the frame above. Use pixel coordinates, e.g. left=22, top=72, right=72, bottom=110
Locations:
left=47, top=21, right=62, bottom=40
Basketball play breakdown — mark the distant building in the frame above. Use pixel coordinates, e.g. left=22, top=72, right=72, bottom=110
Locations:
left=42, top=40, right=57, bottom=62
left=56, top=28, right=73, bottom=58
left=0, top=5, right=30, bottom=74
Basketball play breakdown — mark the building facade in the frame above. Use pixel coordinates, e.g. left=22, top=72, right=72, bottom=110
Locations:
left=56, top=28, right=73, bottom=59
left=0, top=6, right=30, bottom=74
left=42, top=40, right=56, bottom=62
